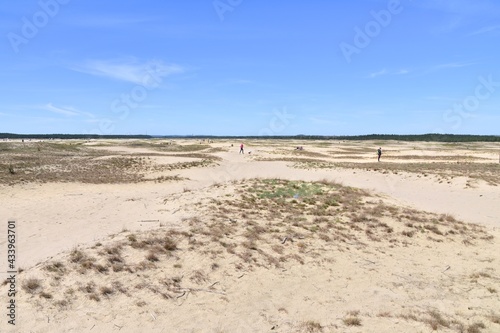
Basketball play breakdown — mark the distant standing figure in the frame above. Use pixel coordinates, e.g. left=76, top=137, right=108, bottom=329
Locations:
left=239, top=144, right=244, bottom=154
left=377, top=147, right=382, bottom=162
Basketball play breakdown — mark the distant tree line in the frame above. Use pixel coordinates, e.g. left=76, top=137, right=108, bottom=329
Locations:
left=0, top=133, right=151, bottom=140
left=304, top=134, right=500, bottom=142
left=1, top=133, right=499, bottom=142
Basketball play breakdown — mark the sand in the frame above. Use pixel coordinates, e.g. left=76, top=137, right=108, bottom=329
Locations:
left=1, top=139, right=499, bottom=332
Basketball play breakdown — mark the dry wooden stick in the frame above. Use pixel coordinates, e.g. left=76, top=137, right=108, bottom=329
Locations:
left=208, top=281, right=220, bottom=288
left=175, top=287, right=226, bottom=295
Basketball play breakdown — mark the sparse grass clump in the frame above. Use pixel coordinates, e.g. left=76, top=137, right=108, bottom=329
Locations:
left=424, top=224, right=443, bottom=236
left=44, top=261, right=65, bottom=274
left=69, top=249, right=86, bottom=263
left=54, top=299, right=70, bottom=308
left=39, top=291, right=53, bottom=299
left=146, top=252, right=160, bottom=262
left=190, top=270, right=208, bottom=284
left=343, top=316, right=362, bottom=326
left=112, top=263, right=125, bottom=272
left=296, top=159, right=500, bottom=186
left=426, top=310, right=450, bottom=330
left=488, top=314, right=500, bottom=324
left=94, top=264, right=109, bottom=273
left=467, top=322, right=486, bottom=333
left=80, top=281, right=96, bottom=294
left=487, top=287, right=497, bottom=293
left=100, top=285, right=114, bottom=296
left=0, top=143, right=152, bottom=185
left=13, top=175, right=498, bottom=326
left=22, top=278, right=42, bottom=294
left=163, top=236, right=177, bottom=251
left=301, top=320, right=323, bottom=332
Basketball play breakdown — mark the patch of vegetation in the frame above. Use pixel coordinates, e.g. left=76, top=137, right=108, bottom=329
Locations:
left=0, top=142, right=150, bottom=184
left=343, top=316, right=362, bottom=326
left=15, top=178, right=495, bottom=324
left=22, top=278, right=42, bottom=294
left=255, top=179, right=325, bottom=199
left=295, top=160, right=500, bottom=186
left=301, top=320, right=323, bottom=332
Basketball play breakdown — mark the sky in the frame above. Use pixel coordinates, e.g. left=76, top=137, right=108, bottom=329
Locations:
left=1, top=0, right=499, bottom=136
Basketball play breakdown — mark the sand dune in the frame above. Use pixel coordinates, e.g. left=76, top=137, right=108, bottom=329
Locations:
left=1, top=139, right=499, bottom=332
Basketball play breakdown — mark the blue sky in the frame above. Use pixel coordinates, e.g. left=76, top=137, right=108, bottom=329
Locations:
left=1, top=0, right=499, bottom=136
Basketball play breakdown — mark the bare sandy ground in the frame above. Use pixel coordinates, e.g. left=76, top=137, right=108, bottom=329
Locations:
left=1, top=139, right=499, bottom=332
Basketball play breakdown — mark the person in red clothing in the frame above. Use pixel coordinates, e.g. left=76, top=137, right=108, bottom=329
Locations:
left=239, top=143, right=244, bottom=154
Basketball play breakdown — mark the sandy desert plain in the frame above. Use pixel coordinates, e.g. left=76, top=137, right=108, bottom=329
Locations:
left=0, top=138, right=499, bottom=333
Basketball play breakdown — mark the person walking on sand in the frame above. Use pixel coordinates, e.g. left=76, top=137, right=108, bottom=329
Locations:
left=239, top=143, right=244, bottom=154
left=377, top=147, right=382, bottom=162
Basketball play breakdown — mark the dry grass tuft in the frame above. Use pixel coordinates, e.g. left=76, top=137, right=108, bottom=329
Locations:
left=426, top=310, right=450, bottom=330
left=190, top=270, right=209, bottom=284
left=467, top=322, right=486, bottom=333
left=100, top=285, right=114, bottom=296
left=44, top=261, right=66, bottom=274
left=14, top=175, right=498, bottom=329
left=94, top=264, right=109, bottom=274
left=22, top=278, right=42, bottom=294
left=343, top=316, right=362, bottom=326
left=146, top=251, right=160, bottom=262
left=69, top=248, right=86, bottom=263
left=39, top=291, right=53, bottom=299
left=488, top=314, right=500, bottom=324
left=301, top=320, right=323, bottom=332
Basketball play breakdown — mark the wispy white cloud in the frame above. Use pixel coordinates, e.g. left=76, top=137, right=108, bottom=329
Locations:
left=429, top=61, right=477, bottom=72
left=367, top=68, right=388, bottom=79
left=436, top=61, right=476, bottom=69
left=43, top=103, right=80, bottom=116
left=72, top=58, right=184, bottom=86
left=309, top=116, right=336, bottom=125
left=367, top=68, right=410, bottom=78
left=367, top=62, right=474, bottom=78
left=466, top=25, right=500, bottom=36
left=382, top=61, right=478, bottom=78
left=42, top=103, right=96, bottom=119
